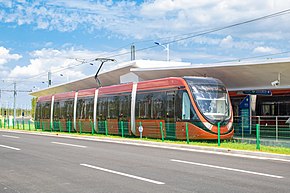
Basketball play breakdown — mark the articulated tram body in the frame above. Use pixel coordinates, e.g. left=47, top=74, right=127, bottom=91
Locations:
left=35, top=76, right=234, bottom=140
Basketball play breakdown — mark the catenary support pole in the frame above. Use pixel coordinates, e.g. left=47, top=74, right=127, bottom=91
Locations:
left=218, top=122, right=221, bottom=146
left=186, top=122, right=189, bottom=144
left=160, top=122, right=164, bottom=142
left=121, top=121, right=124, bottom=138
left=256, top=124, right=260, bottom=150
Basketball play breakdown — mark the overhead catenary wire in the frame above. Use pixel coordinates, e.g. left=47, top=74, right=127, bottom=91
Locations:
left=104, top=8, right=290, bottom=59
left=209, top=50, right=290, bottom=64
left=165, top=8, right=290, bottom=45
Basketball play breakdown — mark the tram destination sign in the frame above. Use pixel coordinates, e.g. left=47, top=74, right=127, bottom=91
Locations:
left=242, top=90, right=272, bottom=96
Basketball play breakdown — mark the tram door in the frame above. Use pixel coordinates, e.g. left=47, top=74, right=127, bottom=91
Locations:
left=165, top=91, right=176, bottom=139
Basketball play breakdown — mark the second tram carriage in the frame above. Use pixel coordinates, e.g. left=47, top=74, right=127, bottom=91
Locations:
left=35, top=76, right=234, bottom=140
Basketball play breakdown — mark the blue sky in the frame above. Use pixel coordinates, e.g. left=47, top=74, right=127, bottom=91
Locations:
left=1, top=0, right=290, bottom=109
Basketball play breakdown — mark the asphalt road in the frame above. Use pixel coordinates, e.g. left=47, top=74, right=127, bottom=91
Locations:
left=0, top=130, right=290, bottom=193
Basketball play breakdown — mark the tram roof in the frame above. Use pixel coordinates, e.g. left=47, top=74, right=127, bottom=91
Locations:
left=30, top=58, right=290, bottom=97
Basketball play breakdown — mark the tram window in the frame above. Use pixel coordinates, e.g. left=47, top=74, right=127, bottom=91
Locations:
left=166, top=91, right=176, bottom=120
left=77, top=98, right=85, bottom=119
left=77, top=97, right=94, bottom=119
left=119, top=95, right=130, bottom=119
left=47, top=102, right=51, bottom=119
left=42, top=102, right=51, bottom=119
left=64, top=100, right=73, bottom=120
left=41, top=102, right=45, bottom=118
left=136, top=93, right=153, bottom=119
left=54, top=101, right=60, bottom=119
left=136, top=91, right=179, bottom=119
left=97, top=97, right=108, bottom=121
left=45, top=102, right=50, bottom=119
left=152, top=92, right=165, bottom=119
left=86, top=97, right=94, bottom=119
left=59, top=100, right=65, bottom=119
left=108, top=96, right=119, bottom=119
left=182, top=92, right=190, bottom=120
left=174, top=91, right=183, bottom=121
left=39, top=102, right=43, bottom=118
left=166, top=91, right=175, bottom=118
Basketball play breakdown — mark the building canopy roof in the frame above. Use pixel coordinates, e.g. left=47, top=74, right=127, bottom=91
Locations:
left=30, top=59, right=290, bottom=97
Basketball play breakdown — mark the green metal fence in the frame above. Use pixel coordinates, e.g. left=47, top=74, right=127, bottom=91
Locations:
left=0, top=119, right=193, bottom=142
left=234, top=116, right=290, bottom=141
left=0, top=118, right=34, bottom=130
left=1, top=118, right=269, bottom=148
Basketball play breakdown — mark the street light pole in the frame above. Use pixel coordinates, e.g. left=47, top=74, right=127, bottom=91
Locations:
left=154, top=42, right=170, bottom=61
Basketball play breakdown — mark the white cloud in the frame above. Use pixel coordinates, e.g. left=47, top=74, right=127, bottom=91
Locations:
left=7, top=47, right=131, bottom=84
left=218, top=35, right=262, bottom=50
left=1, top=0, right=290, bottom=78
left=0, top=46, right=22, bottom=65
left=9, top=48, right=89, bottom=80
left=253, top=46, right=280, bottom=54
left=30, top=48, right=62, bottom=58
left=220, top=35, right=234, bottom=48
left=1, top=0, right=289, bottom=41
left=140, top=0, right=218, bottom=18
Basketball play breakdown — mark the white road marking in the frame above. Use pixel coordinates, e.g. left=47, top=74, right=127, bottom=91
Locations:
left=2, top=135, right=19, bottom=139
left=0, top=144, right=21, bottom=151
left=80, top=163, right=165, bottom=185
left=51, top=142, right=87, bottom=148
left=171, top=159, right=284, bottom=179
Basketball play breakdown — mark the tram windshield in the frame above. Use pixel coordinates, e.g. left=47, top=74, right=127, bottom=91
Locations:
left=185, top=77, right=230, bottom=122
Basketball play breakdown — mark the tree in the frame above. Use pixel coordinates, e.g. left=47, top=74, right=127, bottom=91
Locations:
left=31, top=97, right=37, bottom=119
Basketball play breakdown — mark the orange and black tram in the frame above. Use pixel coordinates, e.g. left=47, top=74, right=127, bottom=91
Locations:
left=35, top=76, right=234, bottom=140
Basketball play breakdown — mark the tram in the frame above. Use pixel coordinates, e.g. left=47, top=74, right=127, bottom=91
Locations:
left=35, top=76, right=234, bottom=140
